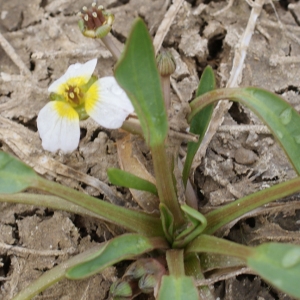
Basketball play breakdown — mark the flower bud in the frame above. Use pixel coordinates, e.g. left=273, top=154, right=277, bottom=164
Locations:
left=78, top=3, right=114, bottom=38
left=156, top=50, right=176, bottom=77
left=138, top=273, right=158, bottom=294
left=109, top=279, right=132, bottom=299
left=123, top=258, right=166, bottom=281
left=123, top=260, right=146, bottom=280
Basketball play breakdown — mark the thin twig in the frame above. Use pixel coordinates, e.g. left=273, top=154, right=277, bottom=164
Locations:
left=211, top=0, right=235, bottom=17
left=0, top=31, right=31, bottom=77
left=153, top=0, right=184, bottom=55
left=31, top=48, right=111, bottom=60
left=218, top=124, right=270, bottom=134
left=269, top=55, right=300, bottom=67
left=195, top=267, right=254, bottom=286
left=0, top=242, right=76, bottom=256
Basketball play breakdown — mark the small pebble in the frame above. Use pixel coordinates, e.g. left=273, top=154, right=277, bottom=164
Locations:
left=235, top=147, right=258, bottom=165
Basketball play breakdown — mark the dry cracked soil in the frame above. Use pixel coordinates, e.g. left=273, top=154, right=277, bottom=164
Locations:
left=0, top=0, right=300, bottom=299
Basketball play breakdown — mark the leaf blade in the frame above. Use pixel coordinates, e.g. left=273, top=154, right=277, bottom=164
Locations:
left=157, top=275, right=200, bottom=300
left=115, top=18, right=168, bottom=146
left=0, top=151, right=38, bottom=193
left=189, top=87, right=300, bottom=174
left=183, top=66, right=215, bottom=186
left=241, top=88, right=300, bottom=174
left=247, top=243, right=300, bottom=299
left=66, top=234, right=168, bottom=279
left=107, top=168, right=158, bottom=195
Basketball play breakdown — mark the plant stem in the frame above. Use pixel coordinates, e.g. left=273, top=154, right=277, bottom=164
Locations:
left=32, top=177, right=163, bottom=237
left=122, top=118, right=143, bottom=136
left=151, top=143, right=185, bottom=227
left=166, top=249, right=185, bottom=278
left=188, top=88, right=237, bottom=123
left=204, top=176, right=300, bottom=234
left=185, top=234, right=255, bottom=260
left=161, top=76, right=171, bottom=111
left=101, top=34, right=121, bottom=60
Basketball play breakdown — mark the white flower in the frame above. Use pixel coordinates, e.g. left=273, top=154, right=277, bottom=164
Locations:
left=37, top=59, right=134, bottom=153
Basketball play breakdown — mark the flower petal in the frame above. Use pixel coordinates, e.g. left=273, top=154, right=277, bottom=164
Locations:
left=85, top=76, right=134, bottom=129
left=48, top=59, right=97, bottom=93
left=37, top=102, right=80, bottom=153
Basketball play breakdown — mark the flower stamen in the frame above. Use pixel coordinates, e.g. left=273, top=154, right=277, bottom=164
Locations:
left=78, top=4, right=114, bottom=39
left=65, top=85, right=83, bottom=106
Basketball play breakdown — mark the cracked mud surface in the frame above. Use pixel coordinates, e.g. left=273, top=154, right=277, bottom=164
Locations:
left=0, top=0, right=300, bottom=299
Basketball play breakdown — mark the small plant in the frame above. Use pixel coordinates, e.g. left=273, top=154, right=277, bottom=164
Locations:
left=1, top=5, right=300, bottom=300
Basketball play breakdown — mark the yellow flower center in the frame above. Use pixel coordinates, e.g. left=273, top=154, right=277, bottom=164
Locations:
left=54, top=101, right=78, bottom=120
left=65, top=85, right=82, bottom=105
left=55, top=75, right=99, bottom=120
left=58, top=77, right=87, bottom=107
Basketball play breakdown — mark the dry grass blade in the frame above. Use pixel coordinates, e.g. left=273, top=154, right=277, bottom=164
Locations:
left=153, top=0, right=184, bottom=55
left=0, top=31, right=31, bottom=77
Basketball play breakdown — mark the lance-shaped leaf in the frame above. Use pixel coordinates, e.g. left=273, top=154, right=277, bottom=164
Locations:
left=66, top=234, right=168, bottom=279
left=204, top=176, right=300, bottom=234
left=184, top=253, right=215, bottom=300
left=0, top=151, right=38, bottom=193
left=0, top=152, right=163, bottom=237
left=157, top=275, right=200, bottom=300
left=107, top=168, right=158, bottom=195
left=183, top=66, right=215, bottom=186
left=115, top=18, right=168, bottom=147
left=159, top=203, right=174, bottom=243
left=189, top=88, right=300, bottom=174
left=172, top=205, right=207, bottom=248
left=247, top=243, right=300, bottom=299
left=185, top=234, right=254, bottom=260
left=12, top=244, right=108, bottom=300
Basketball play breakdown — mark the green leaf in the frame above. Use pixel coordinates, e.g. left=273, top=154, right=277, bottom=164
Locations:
left=242, top=88, right=300, bottom=174
left=37, top=176, right=164, bottom=237
left=0, top=153, right=164, bottom=238
left=199, top=253, right=245, bottom=272
left=11, top=244, right=108, bottom=300
left=185, top=234, right=254, bottom=260
left=66, top=234, right=168, bottom=279
left=157, top=275, right=200, bottom=300
left=115, top=18, right=168, bottom=147
left=107, top=168, right=157, bottom=195
left=247, top=243, right=300, bottom=299
left=189, top=87, right=300, bottom=174
left=0, top=151, right=38, bottom=193
left=204, top=176, right=300, bottom=235
left=159, top=203, right=174, bottom=243
left=183, top=66, right=215, bottom=186
left=172, top=205, right=207, bottom=248
left=184, top=254, right=216, bottom=300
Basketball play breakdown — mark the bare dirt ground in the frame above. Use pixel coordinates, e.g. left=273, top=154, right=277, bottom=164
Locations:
left=0, top=0, right=300, bottom=299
